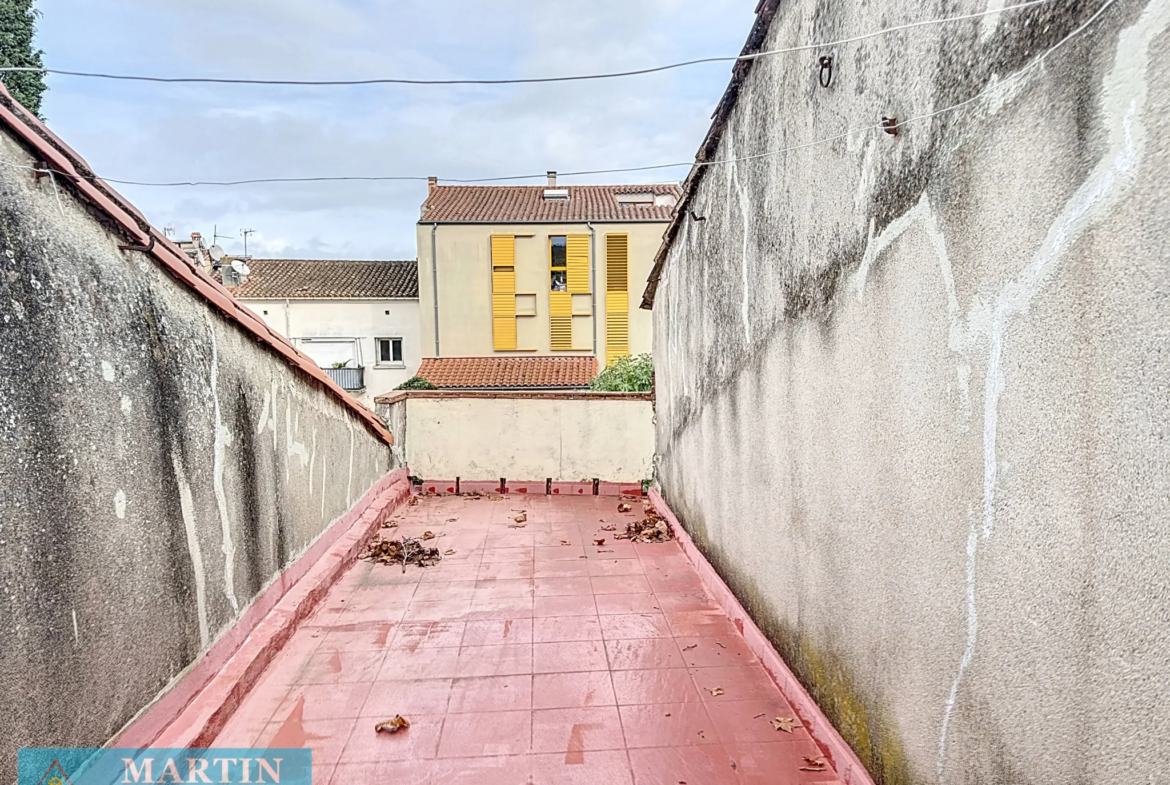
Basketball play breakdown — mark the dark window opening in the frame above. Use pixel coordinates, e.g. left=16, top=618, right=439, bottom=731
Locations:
left=378, top=338, right=403, bottom=364
left=550, top=236, right=567, bottom=291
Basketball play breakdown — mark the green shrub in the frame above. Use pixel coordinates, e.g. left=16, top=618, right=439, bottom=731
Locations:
left=589, top=353, right=652, bottom=392
left=396, top=375, right=437, bottom=390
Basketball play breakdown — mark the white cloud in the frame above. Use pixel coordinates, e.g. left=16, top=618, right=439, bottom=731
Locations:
left=36, top=0, right=757, bottom=259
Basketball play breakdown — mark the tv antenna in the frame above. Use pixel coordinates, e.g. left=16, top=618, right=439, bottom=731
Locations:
left=212, top=224, right=233, bottom=247
left=163, top=223, right=175, bottom=238
left=240, top=228, right=256, bottom=258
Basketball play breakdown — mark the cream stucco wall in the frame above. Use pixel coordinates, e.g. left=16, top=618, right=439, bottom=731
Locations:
left=240, top=297, right=421, bottom=404
left=396, top=395, right=654, bottom=482
left=416, top=221, right=665, bottom=362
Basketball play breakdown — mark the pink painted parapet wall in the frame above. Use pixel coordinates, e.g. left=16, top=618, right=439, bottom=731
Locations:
left=117, top=468, right=413, bottom=749
left=649, top=488, right=876, bottom=785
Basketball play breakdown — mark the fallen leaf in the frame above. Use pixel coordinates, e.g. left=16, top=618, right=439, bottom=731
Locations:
left=753, top=713, right=766, bottom=719
left=708, top=687, right=724, bottom=696
left=593, top=538, right=606, bottom=546
left=598, top=549, right=613, bottom=553
left=730, top=761, right=737, bottom=770
left=488, top=495, right=502, bottom=501
left=508, top=523, right=527, bottom=529
left=715, top=641, right=726, bottom=649
left=514, top=513, right=527, bottom=523
left=772, top=717, right=801, bottom=733
left=408, top=497, right=419, bottom=506
left=421, top=531, right=435, bottom=540
left=444, top=549, right=456, bottom=556
left=601, top=524, right=617, bottom=532
left=617, top=503, right=632, bottom=512
left=682, top=644, right=698, bottom=651
left=561, top=540, right=571, bottom=546
left=446, top=518, right=457, bottom=523
left=374, top=715, right=410, bottom=734
left=799, top=756, right=827, bottom=772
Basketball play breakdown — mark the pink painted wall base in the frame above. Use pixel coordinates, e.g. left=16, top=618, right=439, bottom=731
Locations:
left=116, top=468, right=413, bottom=749
left=649, top=488, right=876, bottom=785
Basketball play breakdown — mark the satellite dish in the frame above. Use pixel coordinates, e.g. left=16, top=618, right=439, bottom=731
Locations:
left=231, top=259, right=251, bottom=276
left=209, top=245, right=225, bottom=261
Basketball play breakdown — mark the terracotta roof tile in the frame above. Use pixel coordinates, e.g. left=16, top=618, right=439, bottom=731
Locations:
left=417, top=357, right=597, bottom=389
left=420, top=184, right=682, bottom=223
left=226, top=259, right=418, bottom=299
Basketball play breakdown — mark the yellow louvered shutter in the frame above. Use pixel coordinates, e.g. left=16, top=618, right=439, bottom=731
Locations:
left=491, top=235, right=517, bottom=351
left=550, top=291, right=573, bottom=351
left=566, top=234, right=590, bottom=293
left=605, top=234, right=629, bottom=366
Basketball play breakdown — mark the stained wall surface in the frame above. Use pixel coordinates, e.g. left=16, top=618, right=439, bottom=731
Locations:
left=652, top=1, right=1170, bottom=782
left=0, top=129, right=390, bottom=775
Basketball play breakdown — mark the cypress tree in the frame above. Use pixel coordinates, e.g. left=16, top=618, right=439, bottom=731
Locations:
left=0, top=0, right=46, bottom=116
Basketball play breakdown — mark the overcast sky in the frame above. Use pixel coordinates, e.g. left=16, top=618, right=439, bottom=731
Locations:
left=34, top=0, right=757, bottom=260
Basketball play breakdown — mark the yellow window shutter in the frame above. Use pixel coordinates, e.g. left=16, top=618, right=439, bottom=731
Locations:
left=605, top=234, right=629, bottom=366
left=566, top=234, right=590, bottom=294
left=491, top=235, right=517, bottom=351
left=550, top=291, right=573, bottom=351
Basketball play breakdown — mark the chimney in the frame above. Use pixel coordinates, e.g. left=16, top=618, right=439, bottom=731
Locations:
left=190, top=231, right=201, bottom=240
left=427, top=176, right=438, bottom=192
left=547, top=171, right=557, bottom=187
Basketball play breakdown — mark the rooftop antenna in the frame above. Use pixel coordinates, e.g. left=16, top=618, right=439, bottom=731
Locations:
left=212, top=224, right=233, bottom=247
left=163, top=223, right=175, bottom=238
left=240, top=228, right=256, bottom=259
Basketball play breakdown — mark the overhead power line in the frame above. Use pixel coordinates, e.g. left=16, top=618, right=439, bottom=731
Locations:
left=0, top=0, right=1114, bottom=190
left=0, top=0, right=1055, bottom=87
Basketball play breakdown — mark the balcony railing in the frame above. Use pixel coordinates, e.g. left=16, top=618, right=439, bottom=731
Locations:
left=323, top=366, right=365, bottom=391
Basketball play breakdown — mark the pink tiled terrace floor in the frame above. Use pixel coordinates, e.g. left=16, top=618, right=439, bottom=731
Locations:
left=213, top=494, right=844, bottom=784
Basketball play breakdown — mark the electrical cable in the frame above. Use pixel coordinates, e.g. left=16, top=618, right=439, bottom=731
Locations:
left=0, top=0, right=1055, bottom=88
left=0, top=0, right=1118, bottom=190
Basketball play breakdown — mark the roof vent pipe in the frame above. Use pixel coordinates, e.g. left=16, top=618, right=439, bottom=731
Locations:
left=547, top=171, right=557, bottom=187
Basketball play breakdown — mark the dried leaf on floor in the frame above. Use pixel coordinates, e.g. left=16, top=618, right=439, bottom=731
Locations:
left=593, top=538, right=605, bottom=546
left=508, top=523, right=527, bottom=529
left=753, top=713, right=766, bottom=720
left=682, top=644, right=697, bottom=651
left=601, top=524, right=617, bottom=532
left=799, top=756, right=827, bottom=772
left=714, top=641, right=726, bottom=648
left=381, top=521, right=398, bottom=529
left=598, top=549, right=613, bottom=553
left=772, top=717, right=801, bottom=733
left=617, top=503, right=632, bottom=512
left=613, top=507, right=674, bottom=543
left=421, top=531, right=435, bottom=540
left=408, top=497, right=419, bottom=506
left=446, top=518, right=458, bottom=522
left=444, top=549, right=456, bottom=556
left=362, top=536, right=443, bottom=568
left=374, top=715, right=410, bottom=734
left=561, top=540, right=571, bottom=546
left=708, top=687, right=724, bottom=696
left=488, top=495, right=503, bottom=501
left=514, top=513, right=527, bottom=523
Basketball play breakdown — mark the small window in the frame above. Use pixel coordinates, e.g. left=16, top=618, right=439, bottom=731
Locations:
left=377, top=338, right=403, bottom=365
left=550, top=236, right=567, bottom=291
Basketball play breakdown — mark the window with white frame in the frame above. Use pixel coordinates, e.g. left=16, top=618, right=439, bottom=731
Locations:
left=376, top=337, right=404, bottom=366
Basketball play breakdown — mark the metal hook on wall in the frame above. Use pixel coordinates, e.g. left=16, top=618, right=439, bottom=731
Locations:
left=818, top=56, right=833, bottom=88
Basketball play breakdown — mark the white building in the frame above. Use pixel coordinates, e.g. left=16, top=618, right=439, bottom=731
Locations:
left=225, top=258, right=420, bottom=405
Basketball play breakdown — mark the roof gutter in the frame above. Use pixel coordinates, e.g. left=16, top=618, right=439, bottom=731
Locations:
left=640, top=0, right=783, bottom=310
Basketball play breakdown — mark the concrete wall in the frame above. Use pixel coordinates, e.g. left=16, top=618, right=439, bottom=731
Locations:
left=417, top=221, right=664, bottom=361
left=652, top=1, right=1170, bottom=783
left=238, top=296, right=422, bottom=403
left=378, top=393, right=654, bottom=482
left=0, top=129, right=391, bottom=775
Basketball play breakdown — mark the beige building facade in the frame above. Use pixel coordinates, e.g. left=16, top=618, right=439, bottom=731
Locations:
left=416, top=176, right=680, bottom=378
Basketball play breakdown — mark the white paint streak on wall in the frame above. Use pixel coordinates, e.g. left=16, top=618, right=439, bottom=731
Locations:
left=113, top=489, right=126, bottom=520
left=120, top=395, right=133, bottom=415
left=256, top=389, right=271, bottom=435
left=205, top=315, right=240, bottom=614
left=171, top=450, right=210, bottom=648
left=286, top=402, right=310, bottom=475
left=937, top=4, right=1161, bottom=777
left=345, top=419, right=355, bottom=508
left=71, top=608, right=79, bottom=644
left=308, top=429, right=317, bottom=497
left=101, top=361, right=115, bottom=382
left=725, top=119, right=753, bottom=344
left=979, top=0, right=1007, bottom=41
left=320, top=444, right=328, bottom=519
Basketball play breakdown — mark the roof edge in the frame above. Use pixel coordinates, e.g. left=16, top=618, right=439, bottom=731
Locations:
left=0, top=84, right=394, bottom=446
left=640, top=0, right=783, bottom=310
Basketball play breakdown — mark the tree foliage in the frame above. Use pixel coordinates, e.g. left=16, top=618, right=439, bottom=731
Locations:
left=589, top=353, right=652, bottom=392
left=0, top=0, right=47, bottom=116
left=396, top=375, right=437, bottom=391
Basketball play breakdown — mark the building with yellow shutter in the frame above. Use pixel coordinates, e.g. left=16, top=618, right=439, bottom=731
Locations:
left=414, top=173, right=680, bottom=389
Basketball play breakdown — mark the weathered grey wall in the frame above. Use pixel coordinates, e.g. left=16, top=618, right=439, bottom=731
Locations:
left=653, top=1, right=1169, bottom=783
left=0, top=131, right=389, bottom=772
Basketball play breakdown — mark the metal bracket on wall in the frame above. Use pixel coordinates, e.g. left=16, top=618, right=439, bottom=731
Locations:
left=881, top=116, right=900, bottom=136
left=818, top=56, right=833, bottom=88
left=119, top=234, right=156, bottom=253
